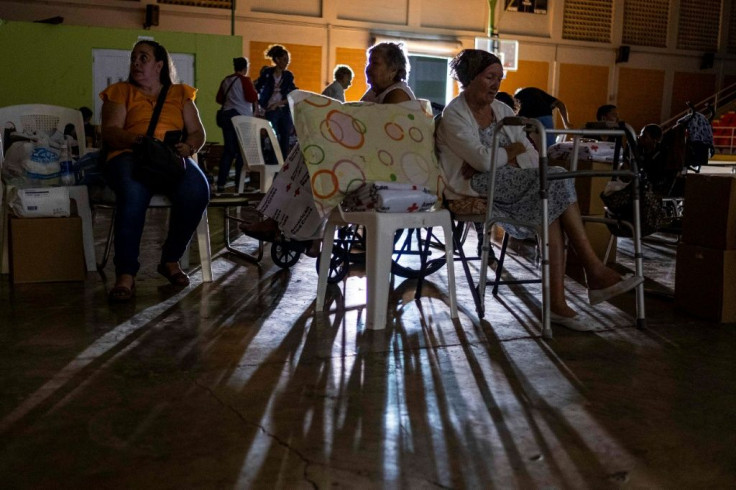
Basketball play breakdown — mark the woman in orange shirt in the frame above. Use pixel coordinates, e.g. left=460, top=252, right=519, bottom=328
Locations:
left=100, top=40, right=209, bottom=302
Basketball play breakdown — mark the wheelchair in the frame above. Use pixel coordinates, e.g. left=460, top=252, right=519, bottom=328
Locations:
left=271, top=223, right=450, bottom=284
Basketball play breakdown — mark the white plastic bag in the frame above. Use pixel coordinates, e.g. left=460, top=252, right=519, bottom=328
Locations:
left=2, top=137, right=62, bottom=187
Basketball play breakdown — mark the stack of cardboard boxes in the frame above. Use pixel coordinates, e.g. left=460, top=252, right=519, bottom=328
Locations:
left=675, top=174, right=736, bottom=322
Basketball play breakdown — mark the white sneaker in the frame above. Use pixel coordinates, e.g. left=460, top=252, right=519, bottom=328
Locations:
left=549, top=312, right=594, bottom=332
left=588, top=275, right=644, bottom=306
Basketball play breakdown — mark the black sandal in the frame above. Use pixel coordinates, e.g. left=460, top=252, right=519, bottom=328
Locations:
left=108, top=280, right=135, bottom=303
left=157, top=263, right=190, bottom=287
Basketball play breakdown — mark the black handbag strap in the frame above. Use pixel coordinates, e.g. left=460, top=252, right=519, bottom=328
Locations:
left=146, top=84, right=171, bottom=137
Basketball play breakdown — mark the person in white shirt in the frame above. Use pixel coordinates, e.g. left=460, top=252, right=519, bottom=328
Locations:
left=321, top=64, right=354, bottom=102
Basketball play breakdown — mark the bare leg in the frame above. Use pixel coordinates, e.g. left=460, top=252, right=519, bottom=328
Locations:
left=548, top=219, right=577, bottom=317
left=558, top=202, right=621, bottom=290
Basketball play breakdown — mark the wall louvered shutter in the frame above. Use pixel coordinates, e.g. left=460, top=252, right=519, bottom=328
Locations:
left=728, top=8, right=736, bottom=54
left=677, top=0, right=721, bottom=51
left=157, top=0, right=233, bottom=8
left=562, top=0, right=613, bottom=43
left=622, top=0, right=669, bottom=47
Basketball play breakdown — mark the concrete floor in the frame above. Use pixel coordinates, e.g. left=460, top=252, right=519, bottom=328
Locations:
left=1, top=207, right=735, bottom=489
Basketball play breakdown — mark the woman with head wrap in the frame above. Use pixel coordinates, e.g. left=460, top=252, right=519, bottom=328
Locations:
left=436, top=49, right=642, bottom=331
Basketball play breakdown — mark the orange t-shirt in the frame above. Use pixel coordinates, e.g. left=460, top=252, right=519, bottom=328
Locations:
left=99, top=82, right=197, bottom=160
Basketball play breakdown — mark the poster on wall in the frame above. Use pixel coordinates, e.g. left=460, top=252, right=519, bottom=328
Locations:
left=505, top=0, right=547, bottom=14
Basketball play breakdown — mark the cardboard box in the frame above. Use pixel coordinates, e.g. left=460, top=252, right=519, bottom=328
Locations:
left=552, top=159, right=612, bottom=215
left=9, top=216, right=86, bottom=284
left=675, top=243, right=736, bottom=323
left=574, top=161, right=612, bottom=216
left=566, top=219, right=617, bottom=285
left=682, top=174, right=736, bottom=250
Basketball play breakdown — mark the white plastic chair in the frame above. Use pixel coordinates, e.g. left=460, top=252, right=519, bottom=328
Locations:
left=231, top=115, right=284, bottom=193
left=317, top=206, right=458, bottom=330
left=0, top=104, right=96, bottom=274
left=94, top=156, right=213, bottom=282
left=228, top=115, right=285, bottom=262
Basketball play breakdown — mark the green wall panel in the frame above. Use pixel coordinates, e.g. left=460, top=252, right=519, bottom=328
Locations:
left=0, top=19, right=241, bottom=143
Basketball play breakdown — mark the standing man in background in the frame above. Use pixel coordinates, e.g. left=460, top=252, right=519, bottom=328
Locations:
left=215, top=56, right=258, bottom=192
left=321, top=64, right=354, bottom=102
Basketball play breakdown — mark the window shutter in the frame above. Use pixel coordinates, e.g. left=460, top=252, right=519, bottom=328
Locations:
left=622, top=0, right=669, bottom=48
left=157, top=0, right=233, bottom=8
left=562, top=0, right=613, bottom=43
left=677, top=0, right=721, bottom=51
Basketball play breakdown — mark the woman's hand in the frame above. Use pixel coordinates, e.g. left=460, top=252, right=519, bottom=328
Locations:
left=503, top=141, right=526, bottom=167
left=174, top=142, right=194, bottom=158
left=267, top=99, right=287, bottom=111
left=504, top=141, right=525, bottom=160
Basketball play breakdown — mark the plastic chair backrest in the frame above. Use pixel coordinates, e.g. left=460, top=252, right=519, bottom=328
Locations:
left=231, top=115, right=284, bottom=170
left=231, top=115, right=285, bottom=193
left=0, top=104, right=87, bottom=156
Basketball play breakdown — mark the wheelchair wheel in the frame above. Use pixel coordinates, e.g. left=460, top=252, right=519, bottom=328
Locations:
left=391, top=227, right=446, bottom=279
left=315, top=243, right=350, bottom=283
left=271, top=241, right=301, bottom=268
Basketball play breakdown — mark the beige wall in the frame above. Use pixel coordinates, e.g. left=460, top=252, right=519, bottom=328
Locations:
left=671, top=72, right=718, bottom=118
left=618, top=68, right=666, bottom=131
left=558, top=64, right=610, bottom=128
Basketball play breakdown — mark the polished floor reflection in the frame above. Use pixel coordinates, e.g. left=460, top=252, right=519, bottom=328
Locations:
left=1, top=207, right=735, bottom=488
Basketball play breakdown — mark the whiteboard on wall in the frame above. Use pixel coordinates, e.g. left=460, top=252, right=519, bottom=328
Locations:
left=92, top=48, right=194, bottom=124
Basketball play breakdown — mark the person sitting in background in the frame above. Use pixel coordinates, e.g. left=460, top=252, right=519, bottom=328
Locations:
left=321, top=64, right=354, bottom=102
left=637, top=123, right=670, bottom=192
left=596, top=104, right=619, bottom=124
left=514, top=86, right=571, bottom=148
left=215, top=56, right=258, bottom=192
left=240, top=42, right=414, bottom=255
left=255, top=44, right=297, bottom=160
left=79, top=106, right=98, bottom=149
left=436, top=49, right=642, bottom=331
left=591, top=104, right=619, bottom=141
left=100, top=40, right=209, bottom=302
left=495, top=91, right=518, bottom=113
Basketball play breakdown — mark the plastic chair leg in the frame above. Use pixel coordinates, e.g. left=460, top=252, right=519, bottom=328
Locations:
left=196, top=210, right=212, bottom=282
left=440, top=218, right=458, bottom=319
left=316, top=221, right=337, bottom=312
left=364, top=221, right=395, bottom=330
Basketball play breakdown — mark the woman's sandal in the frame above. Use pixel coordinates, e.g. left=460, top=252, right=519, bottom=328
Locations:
left=108, top=280, right=135, bottom=303
left=157, top=263, right=190, bottom=287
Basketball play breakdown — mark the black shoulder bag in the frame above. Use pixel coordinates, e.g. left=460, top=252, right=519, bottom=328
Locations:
left=132, top=84, right=187, bottom=193
left=215, top=77, right=237, bottom=127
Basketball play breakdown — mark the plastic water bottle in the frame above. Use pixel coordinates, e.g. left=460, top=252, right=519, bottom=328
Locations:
left=59, top=142, right=75, bottom=186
